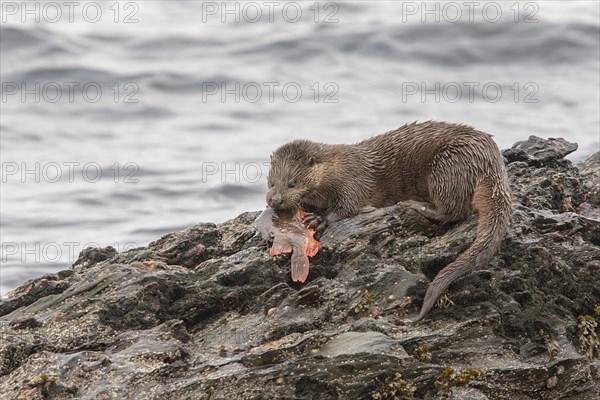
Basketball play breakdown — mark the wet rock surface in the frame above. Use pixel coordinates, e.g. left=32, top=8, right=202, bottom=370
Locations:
left=503, top=135, right=578, bottom=166
left=1, top=137, right=599, bottom=400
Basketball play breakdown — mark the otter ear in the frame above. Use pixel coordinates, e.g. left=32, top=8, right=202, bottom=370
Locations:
left=308, top=156, right=316, bottom=166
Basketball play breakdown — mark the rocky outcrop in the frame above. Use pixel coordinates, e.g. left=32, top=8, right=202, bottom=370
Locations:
left=1, top=137, right=599, bottom=399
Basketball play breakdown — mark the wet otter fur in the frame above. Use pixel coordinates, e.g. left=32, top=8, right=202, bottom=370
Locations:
left=266, top=121, right=512, bottom=321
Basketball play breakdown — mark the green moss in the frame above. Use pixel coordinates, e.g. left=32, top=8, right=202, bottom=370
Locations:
left=32, top=372, right=50, bottom=385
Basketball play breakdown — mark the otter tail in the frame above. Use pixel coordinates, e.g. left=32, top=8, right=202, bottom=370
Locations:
left=413, top=176, right=511, bottom=321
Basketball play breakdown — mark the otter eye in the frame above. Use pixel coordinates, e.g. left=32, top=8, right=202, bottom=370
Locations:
left=288, top=180, right=296, bottom=189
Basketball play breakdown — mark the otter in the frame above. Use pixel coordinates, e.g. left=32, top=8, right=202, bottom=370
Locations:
left=266, top=121, right=512, bottom=321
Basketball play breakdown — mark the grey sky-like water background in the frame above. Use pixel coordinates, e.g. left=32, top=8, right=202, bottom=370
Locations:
left=1, top=1, right=599, bottom=295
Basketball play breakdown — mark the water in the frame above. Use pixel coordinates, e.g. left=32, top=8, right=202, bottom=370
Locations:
left=1, top=1, right=599, bottom=295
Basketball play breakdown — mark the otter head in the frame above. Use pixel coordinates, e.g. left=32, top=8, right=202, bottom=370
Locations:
left=266, top=140, right=322, bottom=211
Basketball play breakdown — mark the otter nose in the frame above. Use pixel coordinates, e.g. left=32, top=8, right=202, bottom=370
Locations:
left=270, top=197, right=283, bottom=209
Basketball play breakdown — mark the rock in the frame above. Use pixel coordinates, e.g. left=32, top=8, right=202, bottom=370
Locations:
left=73, top=246, right=118, bottom=268
left=1, top=271, right=73, bottom=317
left=8, top=316, right=42, bottom=330
left=318, top=331, right=408, bottom=358
left=503, top=135, right=578, bottom=166
left=1, top=139, right=599, bottom=399
left=578, top=152, right=600, bottom=219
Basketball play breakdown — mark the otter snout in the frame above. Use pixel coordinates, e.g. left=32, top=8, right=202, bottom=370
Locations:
left=266, top=190, right=285, bottom=209
left=270, top=195, right=283, bottom=209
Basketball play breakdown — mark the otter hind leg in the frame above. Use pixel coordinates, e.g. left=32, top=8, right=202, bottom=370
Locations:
left=399, top=200, right=458, bottom=223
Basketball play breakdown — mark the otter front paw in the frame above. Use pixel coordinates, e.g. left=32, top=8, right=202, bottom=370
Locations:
left=302, top=212, right=328, bottom=234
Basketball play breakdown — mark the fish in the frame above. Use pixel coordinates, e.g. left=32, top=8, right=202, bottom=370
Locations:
left=255, top=207, right=320, bottom=283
